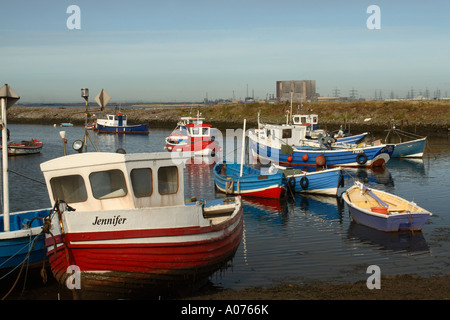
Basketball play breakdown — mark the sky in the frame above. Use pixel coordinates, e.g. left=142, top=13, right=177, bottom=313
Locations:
left=0, top=0, right=449, bottom=103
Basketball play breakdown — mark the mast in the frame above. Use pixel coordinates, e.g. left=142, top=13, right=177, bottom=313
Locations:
left=0, top=84, right=20, bottom=232
left=240, top=119, right=246, bottom=177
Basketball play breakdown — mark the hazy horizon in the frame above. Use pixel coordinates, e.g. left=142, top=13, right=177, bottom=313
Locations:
left=1, top=1, right=449, bottom=103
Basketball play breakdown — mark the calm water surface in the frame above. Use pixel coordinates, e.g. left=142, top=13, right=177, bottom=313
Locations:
left=3, top=124, right=450, bottom=296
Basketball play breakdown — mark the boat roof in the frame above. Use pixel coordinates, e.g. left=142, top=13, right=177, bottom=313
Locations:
left=40, top=152, right=183, bottom=172
left=40, top=152, right=189, bottom=210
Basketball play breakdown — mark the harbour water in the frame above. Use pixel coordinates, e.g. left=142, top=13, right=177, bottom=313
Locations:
left=2, top=123, right=450, bottom=298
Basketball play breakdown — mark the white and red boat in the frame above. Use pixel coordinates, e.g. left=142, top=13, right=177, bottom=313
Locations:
left=164, top=115, right=221, bottom=161
left=40, top=151, right=243, bottom=299
left=2, top=139, right=43, bottom=156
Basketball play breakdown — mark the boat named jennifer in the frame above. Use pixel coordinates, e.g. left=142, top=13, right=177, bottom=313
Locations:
left=40, top=151, right=243, bottom=299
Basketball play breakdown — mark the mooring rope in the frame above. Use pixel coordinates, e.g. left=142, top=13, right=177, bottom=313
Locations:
left=0, top=231, right=43, bottom=300
left=0, top=209, right=56, bottom=300
left=7, top=168, right=46, bottom=185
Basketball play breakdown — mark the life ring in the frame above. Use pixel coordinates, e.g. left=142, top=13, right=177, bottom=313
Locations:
left=300, top=176, right=309, bottom=189
left=288, top=176, right=296, bottom=189
left=356, top=153, right=368, bottom=165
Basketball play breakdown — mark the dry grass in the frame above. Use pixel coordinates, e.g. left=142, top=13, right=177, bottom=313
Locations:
left=7, top=100, right=450, bottom=134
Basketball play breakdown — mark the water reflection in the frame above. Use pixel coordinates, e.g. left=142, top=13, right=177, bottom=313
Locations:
left=387, top=158, right=426, bottom=177
left=347, top=223, right=430, bottom=254
left=293, top=194, right=345, bottom=223
left=343, top=166, right=394, bottom=187
left=2, top=125, right=449, bottom=294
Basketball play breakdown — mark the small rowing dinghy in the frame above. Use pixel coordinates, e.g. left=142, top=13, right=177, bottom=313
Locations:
left=343, top=182, right=431, bottom=232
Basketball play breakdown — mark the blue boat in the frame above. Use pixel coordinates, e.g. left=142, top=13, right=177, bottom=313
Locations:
left=390, top=137, right=427, bottom=158
left=248, top=123, right=394, bottom=168
left=335, top=132, right=368, bottom=144
left=343, top=182, right=432, bottom=232
left=274, top=166, right=343, bottom=196
left=214, top=162, right=286, bottom=199
left=95, top=112, right=149, bottom=134
left=1, top=209, right=51, bottom=272
left=384, top=126, right=427, bottom=158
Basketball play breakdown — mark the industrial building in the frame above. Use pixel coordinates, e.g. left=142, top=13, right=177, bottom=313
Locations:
left=276, top=80, right=317, bottom=102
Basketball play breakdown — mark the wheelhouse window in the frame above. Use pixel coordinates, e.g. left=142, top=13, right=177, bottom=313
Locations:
left=191, top=127, right=200, bottom=136
left=50, top=175, right=87, bottom=203
left=131, top=168, right=153, bottom=198
left=158, top=166, right=178, bottom=195
left=89, top=169, right=127, bottom=199
left=282, top=129, right=292, bottom=139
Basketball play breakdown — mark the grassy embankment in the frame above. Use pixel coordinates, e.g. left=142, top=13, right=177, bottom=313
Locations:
left=7, top=100, right=450, bottom=136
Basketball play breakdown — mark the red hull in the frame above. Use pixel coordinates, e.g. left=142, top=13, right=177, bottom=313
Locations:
left=241, top=186, right=285, bottom=199
left=165, top=140, right=219, bottom=153
left=45, top=207, right=243, bottom=298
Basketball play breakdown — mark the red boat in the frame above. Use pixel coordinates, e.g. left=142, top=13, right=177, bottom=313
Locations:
left=2, top=139, right=43, bottom=156
left=40, top=152, right=243, bottom=299
left=165, top=115, right=221, bottom=162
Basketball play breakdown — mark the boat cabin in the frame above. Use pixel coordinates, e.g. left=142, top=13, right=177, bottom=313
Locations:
left=95, top=112, right=128, bottom=127
left=292, top=114, right=318, bottom=130
left=185, top=123, right=212, bottom=138
left=255, top=123, right=307, bottom=147
left=179, top=116, right=204, bottom=126
left=40, top=152, right=186, bottom=212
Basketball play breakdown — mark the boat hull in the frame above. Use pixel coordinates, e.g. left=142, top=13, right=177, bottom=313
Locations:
left=0, top=209, right=51, bottom=272
left=336, top=132, right=368, bottom=144
left=249, top=136, right=393, bottom=168
left=283, top=167, right=342, bottom=196
left=2, top=140, right=43, bottom=156
left=214, top=163, right=286, bottom=199
left=44, top=199, right=243, bottom=299
left=391, top=137, right=426, bottom=158
left=165, top=139, right=220, bottom=156
left=96, top=123, right=149, bottom=134
left=346, top=205, right=430, bottom=232
left=343, top=185, right=431, bottom=232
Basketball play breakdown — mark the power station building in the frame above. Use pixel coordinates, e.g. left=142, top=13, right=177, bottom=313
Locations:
left=276, top=80, right=317, bottom=102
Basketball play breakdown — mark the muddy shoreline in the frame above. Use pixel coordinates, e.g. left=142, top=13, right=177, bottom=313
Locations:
left=4, top=273, right=449, bottom=300
left=185, top=274, right=450, bottom=300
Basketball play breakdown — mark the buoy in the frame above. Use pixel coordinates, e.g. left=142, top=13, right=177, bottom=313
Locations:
left=315, top=155, right=326, bottom=166
left=287, top=155, right=293, bottom=162
left=302, top=154, right=309, bottom=162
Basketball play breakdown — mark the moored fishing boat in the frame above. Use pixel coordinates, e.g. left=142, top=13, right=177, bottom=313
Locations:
left=275, top=165, right=343, bottom=196
left=214, top=162, right=286, bottom=199
left=165, top=114, right=221, bottom=161
left=390, top=137, right=427, bottom=158
left=342, top=182, right=431, bottom=232
left=3, top=139, right=43, bottom=156
left=40, top=151, right=243, bottom=299
left=95, top=111, right=149, bottom=134
left=248, top=123, right=394, bottom=168
left=384, top=123, right=427, bottom=158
